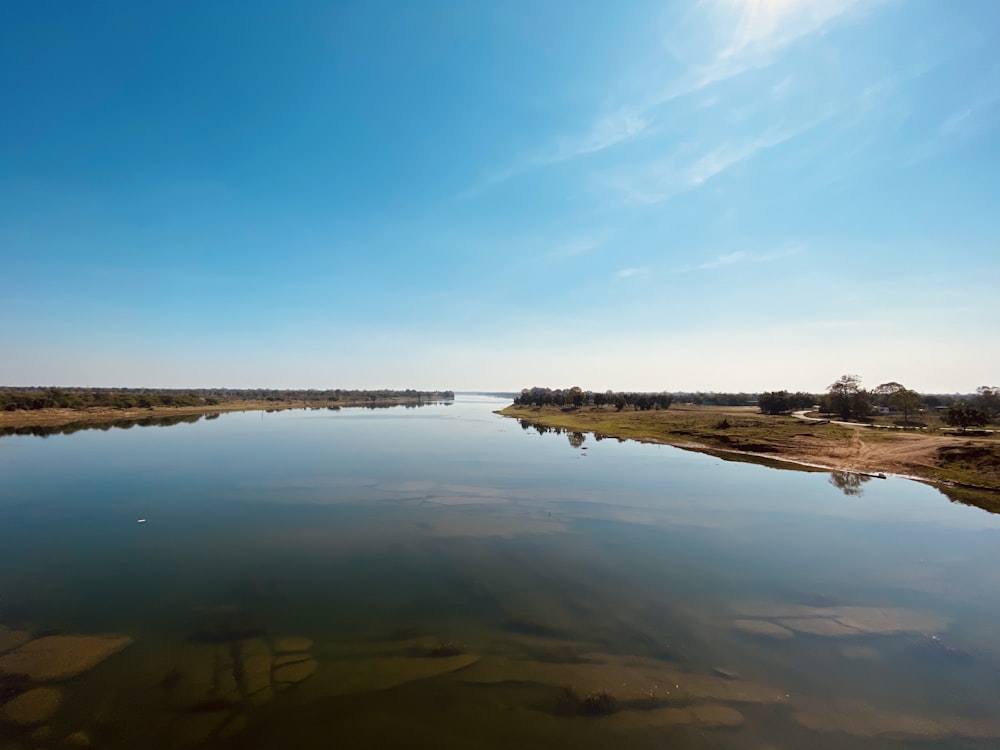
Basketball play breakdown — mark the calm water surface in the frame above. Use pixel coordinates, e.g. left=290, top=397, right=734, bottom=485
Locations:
left=1, top=397, right=999, bottom=748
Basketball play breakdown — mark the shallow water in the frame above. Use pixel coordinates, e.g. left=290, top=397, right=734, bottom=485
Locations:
left=1, top=396, right=999, bottom=748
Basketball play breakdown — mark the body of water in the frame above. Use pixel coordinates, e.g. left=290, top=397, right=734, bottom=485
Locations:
left=1, top=396, right=999, bottom=748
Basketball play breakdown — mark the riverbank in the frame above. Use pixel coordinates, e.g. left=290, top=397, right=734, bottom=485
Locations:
left=0, top=397, right=449, bottom=430
left=498, top=404, right=1000, bottom=497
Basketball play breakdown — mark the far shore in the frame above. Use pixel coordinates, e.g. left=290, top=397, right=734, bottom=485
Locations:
left=0, top=397, right=448, bottom=430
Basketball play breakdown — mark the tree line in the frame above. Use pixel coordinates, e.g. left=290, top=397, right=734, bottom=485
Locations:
left=760, top=377, right=998, bottom=430
left=512, top=382, right=998, bottom=431
left=514, top=387, right=674, bottom=411
left=0, top=387, right=455, bottom=412
left=755, top=391, right=817, bottom=414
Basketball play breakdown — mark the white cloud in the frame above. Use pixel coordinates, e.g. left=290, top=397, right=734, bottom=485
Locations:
left=465, top=0, right=869, bottom=197
left=549, top=109, right=650, bottom=162
left=687, top=141, right=760, bottom=186
left=652, top=0, right=867, bottom=106
left=607, top=121, right=820, bottom=205
left=462, top=109, right=650, bottom=198
left=941, top=107, right=976, bottom=136
left=719, top=0, right=862, bottom=61
left=616, top=266, right=647, bottom=278
left=697, top=251, right=745, bottom=270
left=672, top=243, right=802, bottom=273
left=770, top=75, right=792, bottom=97
left=904, top=86, right=1000, bottom=166
left=543, top=235, right=607, bottom=262
left=940, top=89, right=1000, bottom=137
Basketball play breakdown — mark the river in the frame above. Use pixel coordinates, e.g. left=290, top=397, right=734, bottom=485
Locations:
left=1, top=396, right=998, bottom=748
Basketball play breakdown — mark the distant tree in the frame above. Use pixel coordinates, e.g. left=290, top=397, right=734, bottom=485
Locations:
left=974, top=386, right=1000, bottom=420
left=758, top=391, right=791, bottom=415
left=889, top=388, right=922, bottom=425
left=923, top=394, right=943, bottom=410
left=873, top=381, right=905, bottom=407
left=792, top=391, right=818, bottom=410
left=655, top=393, right=674, bottom=410
left=945, top=404, right=989, bottom=432
left=826, top=374, right=870, bottom=421
left=875, top=382, right=922, bottom=425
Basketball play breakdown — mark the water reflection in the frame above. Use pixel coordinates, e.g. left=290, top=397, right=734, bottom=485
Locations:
left=359, top=400, right=450, bottom=410
left=1, top=400, right=1000, bottom=749
left=517, top=420, right=587, bottom=449
left=828, top=471, right=874, bottom=496
left=0, top=412, right=211, bottom=438
left=939, top=484, right=1000, bottom=515
left=0, top=401, right=448, bottom=439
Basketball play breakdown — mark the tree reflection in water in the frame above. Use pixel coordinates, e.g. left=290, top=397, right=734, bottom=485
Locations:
left=829, top=471, right=872, bottom=496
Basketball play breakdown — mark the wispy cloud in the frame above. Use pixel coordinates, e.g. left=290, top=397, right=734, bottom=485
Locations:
left=720, top=0, right=863, bottom=61
left=941, top=107, right=977, bottom=137
left=605, top=119, right=823, bottom=205
left=549, top=109, right=650, bottom=162
left=462, top=109, right=650, bottom=198
left=675, top=244, right=803, bottom=273
left=651, top=0, right=867, bottom=106
left=940, top=88, right=1000, bottom=138
left=770, top=76, right=792, bottom=97
left=697, top=251, right=746, bottom=270
left=905, top=85, right=1000, bottom=165
left=464, top=0, right=868, bottom=197
left=543, top=235, right=607, bottom=262
left=616, top=266, right=647, bottom=279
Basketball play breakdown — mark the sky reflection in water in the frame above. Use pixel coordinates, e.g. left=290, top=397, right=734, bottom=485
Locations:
left=0, top=397, right=998, bottom=748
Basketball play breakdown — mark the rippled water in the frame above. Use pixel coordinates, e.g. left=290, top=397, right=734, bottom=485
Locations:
left=1, top=396, right=999, bottom=748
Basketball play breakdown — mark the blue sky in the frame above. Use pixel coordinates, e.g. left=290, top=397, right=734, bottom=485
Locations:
left=2, top=0, right=997, bottom=393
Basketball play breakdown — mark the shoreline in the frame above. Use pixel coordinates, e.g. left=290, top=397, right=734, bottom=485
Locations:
left=0, top=397, right=450, bottom=430
left=496, top=404, right=1000, bottom=499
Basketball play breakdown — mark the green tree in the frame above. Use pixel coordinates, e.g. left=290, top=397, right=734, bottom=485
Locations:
left=888, top=388, right=922, bottom=425
left=875, top=382, right=922, bottom=426
left=873, top=381, right=905, bottom=407
left=758, top=391, right=790, bottom=415
left=826, top=374, right=870, bottom=421
left=974, top=386, right=999, bottom=420
left=945, top=404, right=989, bottom=432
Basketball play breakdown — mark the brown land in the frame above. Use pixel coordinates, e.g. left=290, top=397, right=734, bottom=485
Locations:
left=499, top=404, right=1000, bottom=500
left=0, top=397, right=438, bottom=430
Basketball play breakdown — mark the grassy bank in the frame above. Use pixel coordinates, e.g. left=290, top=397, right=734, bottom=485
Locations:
left=498, top=403, right=1000, bottom=495
left=0, top=396, right=449, bottom=430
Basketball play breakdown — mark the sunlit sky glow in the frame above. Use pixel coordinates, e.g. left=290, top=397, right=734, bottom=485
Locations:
left=2, top=1, right=998, bottom=393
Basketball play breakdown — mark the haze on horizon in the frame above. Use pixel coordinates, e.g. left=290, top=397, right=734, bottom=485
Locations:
left=2, top=1, right=997, bottom=395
